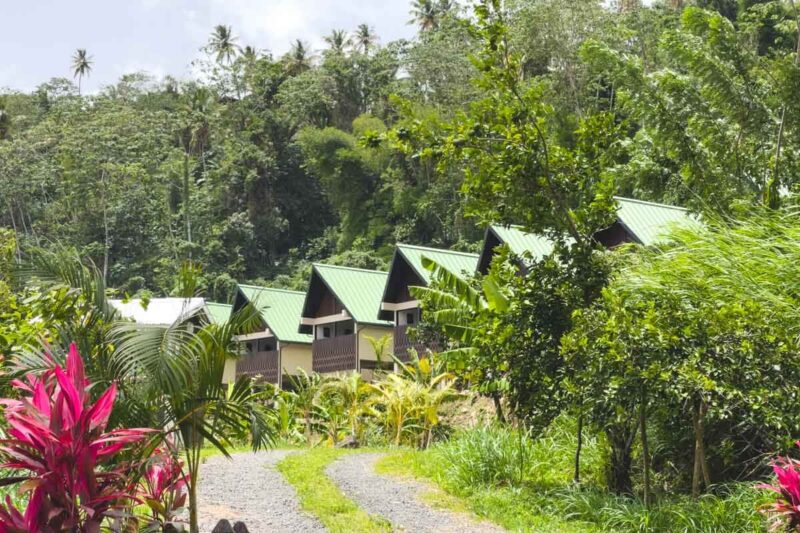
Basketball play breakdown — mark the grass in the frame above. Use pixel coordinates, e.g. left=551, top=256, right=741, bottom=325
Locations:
left=376, top=417, right=771, bottom=532
left=276, top=447, right=392, bottom=533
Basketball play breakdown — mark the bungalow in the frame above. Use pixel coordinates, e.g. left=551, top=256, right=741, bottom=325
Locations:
left=477, top=196, right=691, bottom=274
left=232, top=285, right=313, bottom=387
left=379, top=244, right=479, bottom=360
left=109, top=297, right=209, bottom=326
left=299, top=264, right=393, bottom=378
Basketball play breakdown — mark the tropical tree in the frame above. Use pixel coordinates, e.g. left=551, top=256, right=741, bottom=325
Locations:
left=353, top=24, right=377, bottom=55
left=111, top=303, right=274, bottom=533
left=285, top=40, right=314, bottom=76
left=324, top=29, right=351, bottom=55
left=286, top=368, right=323, bottom=444
left=71, top=48, right=93, bottom=95
left=319, top=372, right=376, bottom=441
left=207, top=24, right=240, bottom=64
left=409, top=0, right=442, bottom=31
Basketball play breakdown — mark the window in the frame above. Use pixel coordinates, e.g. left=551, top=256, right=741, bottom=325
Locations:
left=323, top=326, right=331, bottom=338
left=406, top=312, right=415, bottom=325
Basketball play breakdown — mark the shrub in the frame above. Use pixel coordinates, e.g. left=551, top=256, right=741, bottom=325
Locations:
left=758, top=442, right=800, bottom=531
left=0, top=343, right=153, bottom=532
left=138, top=441, right=189, bottom=531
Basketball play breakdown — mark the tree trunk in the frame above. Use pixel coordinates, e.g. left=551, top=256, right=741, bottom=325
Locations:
left=183, top=153, right=192, bottom=256
left=691, top=398, right=710, bottom=498
left=492, top=393, right=506, bottom=424
left=639, top=387, right=651, bottom=507
left=101, top=169, right=110, bottom=284
left=574, top=413, right=583, bottom=484
left=607, top=422, right=636, bottom=494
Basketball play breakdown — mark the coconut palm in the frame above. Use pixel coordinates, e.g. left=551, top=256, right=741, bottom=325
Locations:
left=285, top=39, right=313, bottom=75
left=208, top=24, right=240, bottom=64
left=353, top=23, right=377, bottom=55
left=409, top=0, right=440, bottom=31
left=324, top=29, right=351, bottom=55
left=71, top=48, right=93, bottom=95
left=111, top=302, right=273, bottom=533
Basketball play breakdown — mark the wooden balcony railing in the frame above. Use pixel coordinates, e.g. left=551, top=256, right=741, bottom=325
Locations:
left=393, top=325, right=432, bottom=362
left=312, top=334, right=357, bottom=373
left=236, top=350, right=280, bottom=384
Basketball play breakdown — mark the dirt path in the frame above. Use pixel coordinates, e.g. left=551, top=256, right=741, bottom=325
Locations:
left=326, top=452, right=505, bottom=533
left=196, top=450, right=326, bottom=533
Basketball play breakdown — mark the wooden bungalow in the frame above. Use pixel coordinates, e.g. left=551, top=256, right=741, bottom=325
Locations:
left=232, top=285, right=313, bottom=387
left=299, top=264, right=393, bottom=379
left=477, top=196, right=692, bottom=274
left=379, top=244, right=479, bottom=360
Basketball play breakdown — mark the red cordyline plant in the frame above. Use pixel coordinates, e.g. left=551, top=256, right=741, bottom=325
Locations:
left=0, top=343, right=154, bottom=533
left=138, top=439, right=188, bottom=531
left=758, top=442, right=800, bottom=531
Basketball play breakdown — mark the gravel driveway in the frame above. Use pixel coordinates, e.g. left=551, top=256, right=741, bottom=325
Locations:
left=196, top=450, right=326, bottom=533
left=326, top=453, right=505, bottom=533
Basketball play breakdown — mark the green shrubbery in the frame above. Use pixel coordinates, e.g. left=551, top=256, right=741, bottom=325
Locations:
left=380, top=418, right=770, bottom=532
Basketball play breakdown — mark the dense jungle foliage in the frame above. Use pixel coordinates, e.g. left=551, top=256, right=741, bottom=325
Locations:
left=4, top=0, right=800, bottom=301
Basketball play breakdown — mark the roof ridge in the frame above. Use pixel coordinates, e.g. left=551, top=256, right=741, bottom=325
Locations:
left=614, top=196, right=688, bottom=212
left=313, top=263, right=388, bottom=275
left=239, top=284, right=305, bottom=295
left=205, top=302, right=231, bottom=307
left=398, top=243, right=479, bottom=258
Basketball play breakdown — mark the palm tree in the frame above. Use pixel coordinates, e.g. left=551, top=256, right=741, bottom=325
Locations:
left=71, top=48, right=93, bottom=95
left=285, top=39, right=313, bottom=75
left=112, top=303, right=273, bottom=533
left=319, top=373, right=375, bottom=441
left=324, top=29, right=351, bottom=55
left=353, top=23, right=377, bottom=55
left=208, top=24, right=240, bottom=64
left=409, top=0, right=440, bottom=31
left=286, top=369, right=322, bottom=444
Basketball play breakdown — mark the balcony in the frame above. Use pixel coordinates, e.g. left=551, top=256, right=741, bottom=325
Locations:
left=312, top=334, right=357, bottom=373
left=236, top=350, right=280, bottom=384
left=393, top=325, right=431, bottom=362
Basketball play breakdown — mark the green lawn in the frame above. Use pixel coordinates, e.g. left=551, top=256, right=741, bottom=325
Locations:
left=276, top=447, right=392, bottom=533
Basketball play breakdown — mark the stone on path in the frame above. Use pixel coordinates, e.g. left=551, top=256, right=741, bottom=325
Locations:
left=326, top=452, right=505, bottom=533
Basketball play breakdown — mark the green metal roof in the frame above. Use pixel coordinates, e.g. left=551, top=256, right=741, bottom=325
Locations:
left=396, top=244, right=479, bottom=284
left=490, top=225, right=555, bottom=258
left=204, top=302, right=232, bottom=325
left=312, top=264, right=392, bottom=327
left=614, top=196, right=692, bottom=245
left=238, top=285, right=313, bottom=344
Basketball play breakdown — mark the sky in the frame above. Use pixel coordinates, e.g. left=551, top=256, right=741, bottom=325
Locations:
left=0, top=0, right=417, bottom=93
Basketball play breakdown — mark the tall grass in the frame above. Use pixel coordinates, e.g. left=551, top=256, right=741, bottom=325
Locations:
left=378, top=416, right=770, bottom=532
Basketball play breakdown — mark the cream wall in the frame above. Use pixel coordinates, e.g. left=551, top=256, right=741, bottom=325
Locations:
left=357, top=326, right=394, bottom=361
left=281, top=343, right=313, bottom=375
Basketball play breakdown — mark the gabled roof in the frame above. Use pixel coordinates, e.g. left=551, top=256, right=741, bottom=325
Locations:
left=109, top=298, right=206, bottom=326
left=302, top=264, right=392, bottom=327
left=477, top=196, right=693, bottom=273
left=477, top=225, right=555, bottom=274
left=237, top=285, right=313, bottom=345
left=205, top=302, right=232, bottom=325
left=395, top=244, right=479, bottom=285
left=614, top=196, right=691, bottom=246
